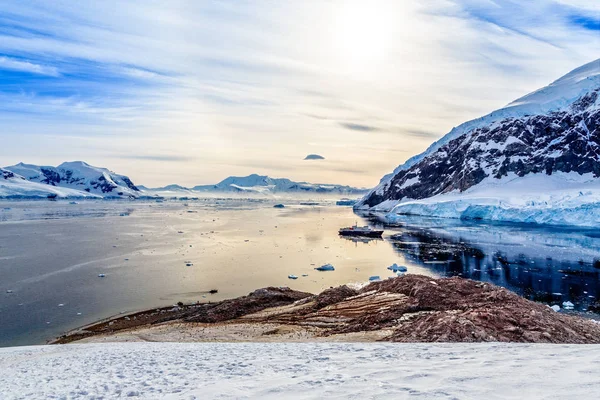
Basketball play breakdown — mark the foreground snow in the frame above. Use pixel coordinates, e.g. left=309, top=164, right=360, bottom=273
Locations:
left=1, top=343, right=599, bottom=399
left=383, top=172, right=600, bottom=227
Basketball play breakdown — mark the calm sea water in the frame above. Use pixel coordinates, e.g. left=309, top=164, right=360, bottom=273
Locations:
left=1, top=199, right=600, bottom=347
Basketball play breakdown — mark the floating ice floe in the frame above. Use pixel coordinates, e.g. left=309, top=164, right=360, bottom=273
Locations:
left=6, top=290, right=13, bottom=294
left=369, top=276, right=381, bottom=281
left=550, top=305, right=561, bottom=312
left=562, top=301, right=575, bottom=310
left=315, top=263, right=335, bottom=271
left=387, top=263, right=408, bottom=273
left=288, top=275, right=298, bottom=280
left=98, top=274, right=106, bottom=278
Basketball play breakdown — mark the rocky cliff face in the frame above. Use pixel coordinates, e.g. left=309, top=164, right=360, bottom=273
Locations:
left=358, top=59, right=600, bottom=210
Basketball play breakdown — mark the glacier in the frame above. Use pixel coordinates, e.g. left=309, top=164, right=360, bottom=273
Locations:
left=385, top=172, right=600, bottom=227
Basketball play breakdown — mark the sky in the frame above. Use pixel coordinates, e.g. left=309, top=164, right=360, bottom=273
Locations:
left=0, top=0, right=599, bottom=187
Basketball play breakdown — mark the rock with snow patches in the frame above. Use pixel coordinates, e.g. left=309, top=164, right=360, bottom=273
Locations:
left=356, top=59, right=600, bottom=227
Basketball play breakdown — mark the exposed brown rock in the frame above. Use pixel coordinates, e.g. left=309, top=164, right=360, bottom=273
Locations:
left=313, top=285, right=359, bottom=310
left=182, top=287, right=313, bottom=323
left=54, top=275, right=600, bottom=344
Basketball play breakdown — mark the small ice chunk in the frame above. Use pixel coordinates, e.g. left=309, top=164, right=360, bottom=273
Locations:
left=369, top=276, right=381, bottom=281
left=6, top=290, right=13, bottom=294
left=98, top=273, right=106, bottom=278
left=288, top=275, right=298, bottom=280
left=58, top=304, right=64, bottom=307
left=314, top=263, right=335, bottom=271
left=387, top=263, right=408, bottom=272
left=562, top=301, right=575, bottom=309
left=550, top=305, right=561, bottom=312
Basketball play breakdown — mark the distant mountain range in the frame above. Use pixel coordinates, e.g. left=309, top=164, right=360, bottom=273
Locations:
left=356, top=58, right=600, bottom=227
left=141, top=174, right=368, bottom=196
left=1, top=163, right=366, bottom=199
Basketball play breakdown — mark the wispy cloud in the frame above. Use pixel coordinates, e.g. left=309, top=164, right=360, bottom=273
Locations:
left=0, top=0, right=597, bottom=187
left=115, top=154, right=195, bottom=162
left=339, top=122, right=379, bottom=132
left=0, top=56, right=59, bottom=76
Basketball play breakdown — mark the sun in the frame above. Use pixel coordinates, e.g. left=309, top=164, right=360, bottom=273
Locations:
left=331, top=1, right=397, bottom=77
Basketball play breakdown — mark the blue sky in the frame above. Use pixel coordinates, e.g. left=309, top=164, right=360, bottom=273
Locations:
left=0, top=0, right=598, bottom=186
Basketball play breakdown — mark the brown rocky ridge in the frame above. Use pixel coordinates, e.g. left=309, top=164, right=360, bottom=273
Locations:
left=53, top=274, right=600, bottom=344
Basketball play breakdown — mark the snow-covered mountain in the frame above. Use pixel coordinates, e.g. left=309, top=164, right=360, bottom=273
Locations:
left=2, top=161, right=140, bottom=198
left=357, top=58, right=600, bottom=226
left=143, top=174, right=367, bottom=195
left=1, top=167, right=102, bottom=199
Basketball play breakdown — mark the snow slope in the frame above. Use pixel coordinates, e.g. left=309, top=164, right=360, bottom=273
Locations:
left=357, top=58, right=600, bottom=226
left=3, top=161, right=140, bottom=198
left=0, top=342, right=598, bottom=399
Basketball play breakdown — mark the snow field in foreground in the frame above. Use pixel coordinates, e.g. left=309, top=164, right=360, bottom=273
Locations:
left=0, top=342, right=599, bottom=399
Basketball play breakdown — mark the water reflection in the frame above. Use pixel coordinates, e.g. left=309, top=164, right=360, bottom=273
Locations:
left=339, top=236, right=384, bottom=246
left=366, top=214, right=600, bottom=312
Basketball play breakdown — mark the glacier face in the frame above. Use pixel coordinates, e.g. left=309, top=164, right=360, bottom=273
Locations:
left=357, top=59, right=600, bottom=227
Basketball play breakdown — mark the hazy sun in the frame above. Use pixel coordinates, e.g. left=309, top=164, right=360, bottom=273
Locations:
left=331, top=1, right=397, bottom=77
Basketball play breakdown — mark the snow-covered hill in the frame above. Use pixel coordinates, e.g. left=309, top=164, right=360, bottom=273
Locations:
left=1, top=343, right=599, bottom=399
left=2, top=162, right=140, bottom=198
left=143, top=174, right=367, bottom=195
left=357, top=58, right=600, bottom=226
left=0, top=167, right=101, bottom=199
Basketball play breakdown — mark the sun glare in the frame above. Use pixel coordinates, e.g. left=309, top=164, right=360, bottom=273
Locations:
left=331, top=1, right=397, bottom=77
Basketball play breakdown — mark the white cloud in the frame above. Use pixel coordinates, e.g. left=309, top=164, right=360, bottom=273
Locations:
left=0, top=0, right=598, bottom=187
left=0, top=56, right=59, bottom=76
